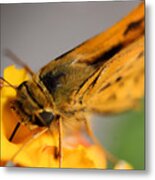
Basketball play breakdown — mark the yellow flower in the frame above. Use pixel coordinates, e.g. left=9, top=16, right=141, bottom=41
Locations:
left=0, top=65, right=106, bottom=168
left=114, top=160, right=133, bottom=170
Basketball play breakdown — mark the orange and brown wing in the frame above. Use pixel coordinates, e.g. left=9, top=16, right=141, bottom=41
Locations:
left=39, top=3, right=144, bottom=114
left=81, top=35, right=144, bottom=114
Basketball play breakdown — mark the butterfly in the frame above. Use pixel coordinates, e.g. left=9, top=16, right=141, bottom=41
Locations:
left=0, top=2, right=144, bottom=168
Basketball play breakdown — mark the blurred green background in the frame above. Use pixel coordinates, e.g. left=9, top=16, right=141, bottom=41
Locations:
left=92, top=99, right=144, bottom=170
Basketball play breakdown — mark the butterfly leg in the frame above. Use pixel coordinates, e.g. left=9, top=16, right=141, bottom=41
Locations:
left=84, top=119, right=119, bottom=164
left=5, top=49, right=35, bottom=76
left=9, top=122, right=21, bottom=142
left=58, top=118, right=63, bottom=168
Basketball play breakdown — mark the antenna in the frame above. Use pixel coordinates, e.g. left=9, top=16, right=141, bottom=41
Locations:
left=0, top=77, right=17, bottom=90
left=5, top=49, right=34, bottom=76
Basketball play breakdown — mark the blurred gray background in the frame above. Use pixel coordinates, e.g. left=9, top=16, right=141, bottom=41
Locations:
left=1, top=1, right=140, bottom=72
left=1, top=1, right=144, bottom=169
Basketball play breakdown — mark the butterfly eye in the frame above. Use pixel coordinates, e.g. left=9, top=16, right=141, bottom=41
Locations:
left=35, top=111, right=54, bottom=127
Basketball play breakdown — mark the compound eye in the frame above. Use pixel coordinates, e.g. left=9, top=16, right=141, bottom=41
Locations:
left=36, top=111, right=54, bottom=127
